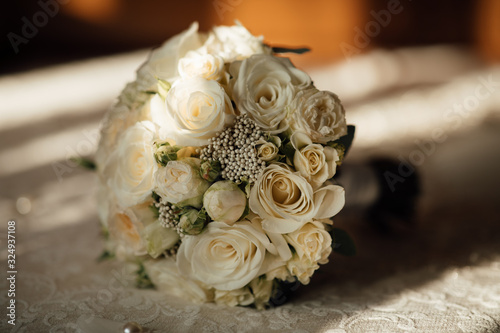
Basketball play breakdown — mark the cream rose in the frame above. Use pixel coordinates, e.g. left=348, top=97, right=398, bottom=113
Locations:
left=214, top=286, right=254, bottom=307
left=249, top=278, right=274, bottom=310
left=288, top=88, right=347, bottom=143
left=248, top=163, right=315, bottom=234
left=203, top=181, right=247, bottom=224
left=249, top=163, right=346, bottom=234
left=103, top=121, right=157, bottom=208
left=178, top=50, right=226, bottom=81
left=141, top=222, right=180, bottom=258
left=257, top=142, right=279, bottom=161
left=286, top=256, right=317, bottom=285
left=255, top=136, right=281, bottom=162
left=230, top=54, right=311, bottom=133
left=159, top=77, right=235, bottom=146
left=285, top=221, right=332, bottom=285
left=285, top=221, right=332, bottom=265
left=144, top=258, right=213, bottom=304
left=176, top=220, right=273, bottom=290
left=204, top=23, right=271, bottom=62
left=154, top=158, right=209, bottom=208
left=107, top=202, right=157, bottom=259
left=291, top=132, right=339, bottom=189
left=137, top=22, right=203, bottom=86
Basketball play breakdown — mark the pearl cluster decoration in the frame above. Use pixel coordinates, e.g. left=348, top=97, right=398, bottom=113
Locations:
left=200, top=115, right=267, bottom=184
left=154, top=198, right=185, bottom=239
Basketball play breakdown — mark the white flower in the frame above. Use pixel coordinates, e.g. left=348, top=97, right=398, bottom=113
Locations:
left=250, top=278, right=274, bottom=310
left=286, top=256, right=317, bottom=285
left=291, top=132, right=339, bottom=188
left=178, top=50, right=226, bottom=81
left=214, top=286, right=254, bottom=307
left=106, top=201, right=157, bottom=260
left=153, top=77, right=235, bottom=146
left=203, top=181, right=247, bottom=224
left=285, top=221, right=332, bottom=265
left=288, top=88, right=347, bottom=143
left=265, top=265, right=293, bottom=282
left=144, top=258, right=213, bottom=304
left=256, top=136, right=281, bottom=162
left=249, top=163, right=346, bottom=234
left=177, top=220, right=273, bottom=290
left=141, top=222, right=180, bottom=258
left=154, top=158, right=209, bottom=208
left=102, top=121, right=157, bottom=208
left=204, top=22, right=271, bottom=62
left=230, top=54, right=311, bottom=133
left=284, top=221, right=332, bottom=285
left=137, top=22, right=204, bottom=85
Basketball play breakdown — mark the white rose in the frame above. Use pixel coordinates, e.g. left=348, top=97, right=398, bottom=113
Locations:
left=137, top=22, right=204, bottom=86
left=141, top=222, right=180, bottom=258
left=285, top=221, right=332, bottom=265
left=214, top=286, right=254, bottom=307
left=249, top=164, right=346, bottom=234
left=250, top=278, right=274, bottom=310
left=204, top=22, right=271, bottom=62
left=178, top=50, right=226, bottom=81
left=154, top=158, right=209, bottom=208
left=144, top=258, right=213, bottom=304
left=256, top=136, right=281, bottom=162
left=102, top=121, right=157, bottom=208
left=177, top=220, right=274, bottom=290
left=288, top=88, right=347, bottom=143
left=284, top=221, right=332, bottom=285
left=203, top=181, right=247, bottom=224
left=107, top=202, right=156, bottom=259
left=291, top=132, right=339, bottom=189
left=153, top=77, right=235, bottom=146
left=249, top=163, right=316, bottom=233
left=230, top=54, right=311, bottom=133
left=286, top=256, right=318, bottom=285
left=265, top=265, right=293, bottom=282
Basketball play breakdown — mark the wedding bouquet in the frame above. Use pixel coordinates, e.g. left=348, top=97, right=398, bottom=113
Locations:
left=95, top=22, right=354, bottom=309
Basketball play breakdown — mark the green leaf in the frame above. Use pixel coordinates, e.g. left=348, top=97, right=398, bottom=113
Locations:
left=331, top=228, right=356, bottom=256
left=149, top=203, right=159, bottom=218
left=280, top=142, right=295, bottom=165
left=200, top=160, right=221, bottom=182
left=331, top=125, right=355, bottom=157
left=156, top=78, right=171, bottom=99
left=328, top=142, right=346, bottom=165
left=272, top=46, right=311, bottom=54
left=97, top=250, right=114, bottom=262
left=70, top=156, right=96, bottom=170
left=135, top=263, right=155, bottom=289
left=152, top=191, right=161, bottom=203
left=101, top=226, right=109, bottom=240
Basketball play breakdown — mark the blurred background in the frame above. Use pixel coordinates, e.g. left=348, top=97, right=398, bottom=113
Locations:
left=1, top=1, right=500, bottom=330
left=2, top=0, right=500, bottom=73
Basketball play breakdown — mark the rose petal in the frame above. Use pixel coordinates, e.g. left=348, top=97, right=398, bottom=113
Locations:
left=313, top=185, right=345, bottom=219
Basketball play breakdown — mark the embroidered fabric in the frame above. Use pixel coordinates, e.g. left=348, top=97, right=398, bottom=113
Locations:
left=2, top=213, right=500, bottom=333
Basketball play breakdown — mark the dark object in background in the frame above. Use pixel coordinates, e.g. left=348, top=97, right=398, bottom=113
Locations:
left=338, top=158, right=420, bottom=232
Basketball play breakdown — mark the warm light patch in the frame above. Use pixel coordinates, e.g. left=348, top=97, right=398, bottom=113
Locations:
left=63, top=0, right=119, bottom=22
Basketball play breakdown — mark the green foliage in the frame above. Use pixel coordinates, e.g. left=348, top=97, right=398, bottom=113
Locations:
left=329, top=125, right=355, bottom=158
left=70, top=156, right=96, bottom=170
left=136, top=263, right=155, bottom=289
left=97, top=250, right=114, bottom=262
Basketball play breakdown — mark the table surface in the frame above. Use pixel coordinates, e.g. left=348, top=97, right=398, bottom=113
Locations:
left=1, top=46, right=500, bottom=333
